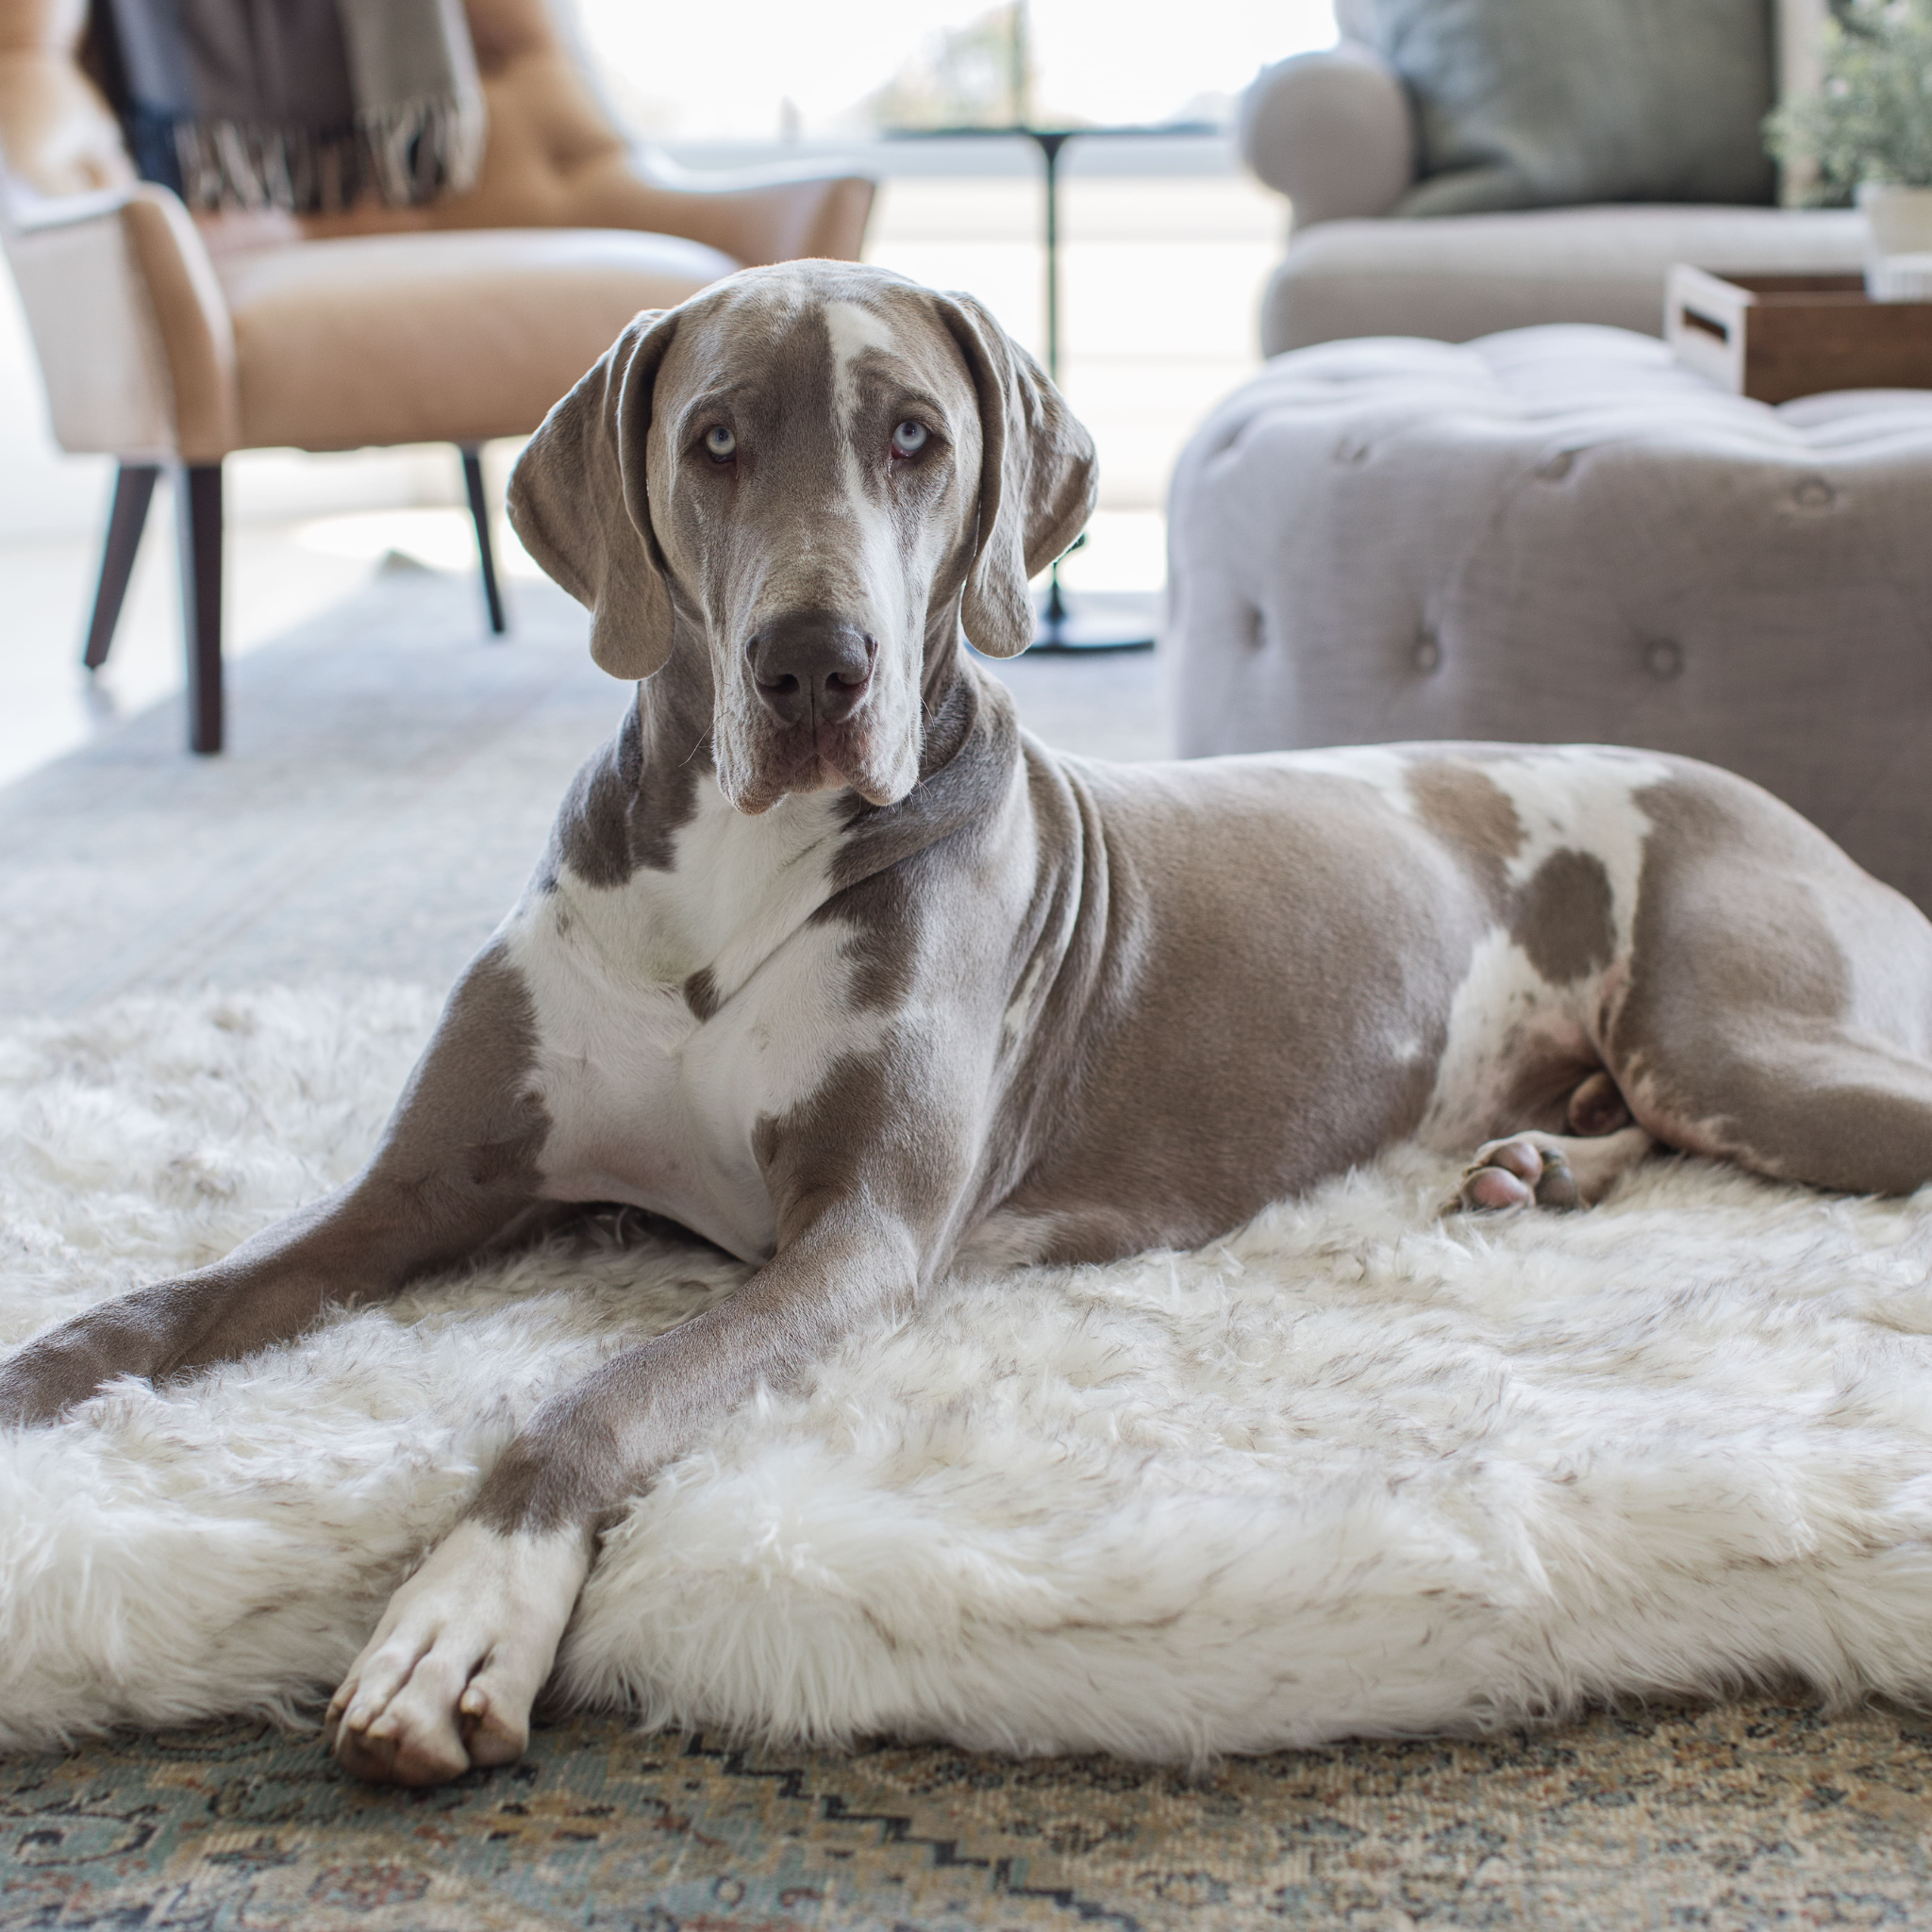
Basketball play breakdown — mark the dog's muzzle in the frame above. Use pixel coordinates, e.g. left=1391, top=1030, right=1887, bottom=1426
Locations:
left=747, top=612, right=876, bottom=727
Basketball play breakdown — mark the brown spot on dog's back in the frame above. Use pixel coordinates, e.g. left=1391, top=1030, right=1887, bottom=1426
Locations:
left=1513, top=848, right=1616, bottom=984
left=1407, top=761, right=1524, bottom=902
left=683, top=967, right=719, bottom=1022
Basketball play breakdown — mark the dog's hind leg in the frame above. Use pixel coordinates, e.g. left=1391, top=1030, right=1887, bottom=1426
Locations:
left=1449, top=1021, right=1932, bottom=1215
left=0, top=945, right=551, bottom=1426
left=1603, top=772, right=1932, bottom=1201
left=1621, top=1026, right=1932, bottom=1198
left=1464, top=764, right=1932, bottom=1206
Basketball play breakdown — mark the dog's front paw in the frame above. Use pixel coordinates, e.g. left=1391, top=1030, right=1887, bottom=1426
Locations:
left=326, top=1520, right=590, bottom=1787
left=1454, top=1134, right=1580, bottom=1214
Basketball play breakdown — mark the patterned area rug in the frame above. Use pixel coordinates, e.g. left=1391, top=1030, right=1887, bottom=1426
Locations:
left=8, top=1702, right=1932, bottom=1928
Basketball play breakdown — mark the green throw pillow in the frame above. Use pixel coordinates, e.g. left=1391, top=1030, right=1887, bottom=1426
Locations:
left=1348, top=0, right=1776, bottom=215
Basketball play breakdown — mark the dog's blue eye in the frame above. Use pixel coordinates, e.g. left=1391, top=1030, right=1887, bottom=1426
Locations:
left=705, top=425, right=736, bottom=459
left=891, top=421, right=928, bottom=457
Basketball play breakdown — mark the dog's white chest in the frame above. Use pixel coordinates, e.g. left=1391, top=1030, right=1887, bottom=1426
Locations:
left=503, top=787, right=867, bottom=1262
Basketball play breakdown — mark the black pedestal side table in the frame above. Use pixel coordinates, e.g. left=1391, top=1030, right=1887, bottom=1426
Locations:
left=887, top=121, right=1216, bottom=651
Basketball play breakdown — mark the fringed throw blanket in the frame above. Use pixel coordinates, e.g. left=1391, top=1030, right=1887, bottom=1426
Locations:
left=95, top=0, right=487, bottom=213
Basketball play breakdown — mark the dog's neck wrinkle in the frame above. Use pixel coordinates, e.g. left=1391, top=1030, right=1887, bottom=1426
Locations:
left=636, top=648, right=717, bottom=776
left=919, top=584, right=970, bottom=700
left=828, top=658, right=1021, bottom=892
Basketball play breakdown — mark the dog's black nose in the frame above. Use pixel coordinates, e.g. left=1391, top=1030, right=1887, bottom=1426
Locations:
left=748, top=613, right=876, bottom=726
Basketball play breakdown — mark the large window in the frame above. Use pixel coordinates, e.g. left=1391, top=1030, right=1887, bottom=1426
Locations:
left=576, top=0, right=1338, bottom=142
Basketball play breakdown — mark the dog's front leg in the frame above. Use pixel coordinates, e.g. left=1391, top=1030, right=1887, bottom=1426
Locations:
left=0, top=946, right=550, bottom=1426
left=326, top=1205, right=920, bottom=1786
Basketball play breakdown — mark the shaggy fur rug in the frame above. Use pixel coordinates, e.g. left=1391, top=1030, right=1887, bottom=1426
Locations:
left=6, top=985, right=1932, bottom=1762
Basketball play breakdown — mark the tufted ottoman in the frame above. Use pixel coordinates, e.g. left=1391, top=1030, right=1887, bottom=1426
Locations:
left=1163, top=325, right=1932, bottom=911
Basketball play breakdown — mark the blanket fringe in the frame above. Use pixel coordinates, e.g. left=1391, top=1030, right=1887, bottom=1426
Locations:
left=356, top=91, right=487, bottom=208
left=151, top=91, right=485, bottom=214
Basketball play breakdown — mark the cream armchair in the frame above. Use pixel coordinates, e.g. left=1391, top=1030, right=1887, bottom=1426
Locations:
left=0, top=0, right=874, bottom=752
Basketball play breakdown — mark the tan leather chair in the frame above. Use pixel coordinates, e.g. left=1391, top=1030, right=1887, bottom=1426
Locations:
left=0, top=0, right=874, bottom=751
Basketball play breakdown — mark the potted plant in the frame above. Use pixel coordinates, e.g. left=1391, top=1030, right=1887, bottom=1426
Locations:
left=1768, top=0, right=1932, bottom=255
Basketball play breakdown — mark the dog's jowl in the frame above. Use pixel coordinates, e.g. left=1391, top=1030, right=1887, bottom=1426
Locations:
left=7, top=262, right=1932, bottom=1786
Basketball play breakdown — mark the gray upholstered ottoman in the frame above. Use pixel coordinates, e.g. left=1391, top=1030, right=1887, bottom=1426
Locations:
left=1163, top=325, right=1932, bottom=910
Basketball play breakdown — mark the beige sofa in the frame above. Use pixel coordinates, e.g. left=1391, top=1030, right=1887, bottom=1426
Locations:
left=1240, top=0, right=1864, bottom=354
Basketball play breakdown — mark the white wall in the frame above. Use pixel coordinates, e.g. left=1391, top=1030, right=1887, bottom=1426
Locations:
left=578, top=0, right=1337, bottom=140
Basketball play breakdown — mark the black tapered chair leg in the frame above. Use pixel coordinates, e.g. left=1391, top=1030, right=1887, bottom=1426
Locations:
left=459, top=444, right=508, bottom=636
left=176, top=461, right=224, bottom=755
left=83, top=462, right=160, bottom=671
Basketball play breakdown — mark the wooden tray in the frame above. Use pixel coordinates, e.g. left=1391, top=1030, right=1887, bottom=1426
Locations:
left=1665, top=266, right=1932, bottom=402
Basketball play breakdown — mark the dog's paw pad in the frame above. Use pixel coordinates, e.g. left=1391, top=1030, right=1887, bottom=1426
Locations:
left=1461, top=1163, right=1535, bottom=1211
left=458, top=1684, right=529, bottom=1769
left=1454, top=1136, right=1579, bottom=1214
left=325, top=1521, right=585, bottom=1787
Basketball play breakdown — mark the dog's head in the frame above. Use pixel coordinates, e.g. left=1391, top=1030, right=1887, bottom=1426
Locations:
left=508, top=262, right=1095, bottom=814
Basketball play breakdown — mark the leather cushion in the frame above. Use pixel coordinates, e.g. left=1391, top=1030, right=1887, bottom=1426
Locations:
left=215, top=225, right=736, bottom=452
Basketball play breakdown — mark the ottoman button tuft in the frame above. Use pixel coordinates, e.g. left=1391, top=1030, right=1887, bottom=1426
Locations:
left=1645, top=640, right=1684, bottom=681
left=1414, top=633, right=1441, bottom=674
left=1792, top=476, right=1836, bottom=508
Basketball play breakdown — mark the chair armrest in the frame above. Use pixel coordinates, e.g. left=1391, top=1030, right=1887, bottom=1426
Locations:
left=120, top=186, right=241, bottom=458
left=3, top=183, right=174, bottom=458
left=3, top=184, right=135, bottom=234
left=1237, top=42, right=1416, bottom=228
left=564, top=148, right=875, bottom=267
left=2, top=180, right=239, bottom=459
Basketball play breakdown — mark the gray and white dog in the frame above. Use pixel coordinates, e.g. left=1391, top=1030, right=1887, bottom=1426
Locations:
left=6, top=262, right=1932, bottom=1786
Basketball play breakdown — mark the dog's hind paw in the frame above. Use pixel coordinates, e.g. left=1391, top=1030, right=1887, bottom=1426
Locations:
left=1454, top=1134, right=1580, bottom=1214
left=1450, top=1124, right=1657, bottom=1215
left=326, top=1520, right=589, bottom=1787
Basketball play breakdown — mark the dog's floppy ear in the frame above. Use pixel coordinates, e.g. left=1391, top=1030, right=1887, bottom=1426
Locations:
left=508, top=308, right=681, bottom=681
left=933, top=289, right=1098, bottom=658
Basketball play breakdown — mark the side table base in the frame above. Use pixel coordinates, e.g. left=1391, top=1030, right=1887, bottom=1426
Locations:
left=1030, top=589, right=1157, bottom=653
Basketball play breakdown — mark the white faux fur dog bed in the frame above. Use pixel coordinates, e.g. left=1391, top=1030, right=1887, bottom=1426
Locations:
left=6, top=983, right=1932, bottom=1759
